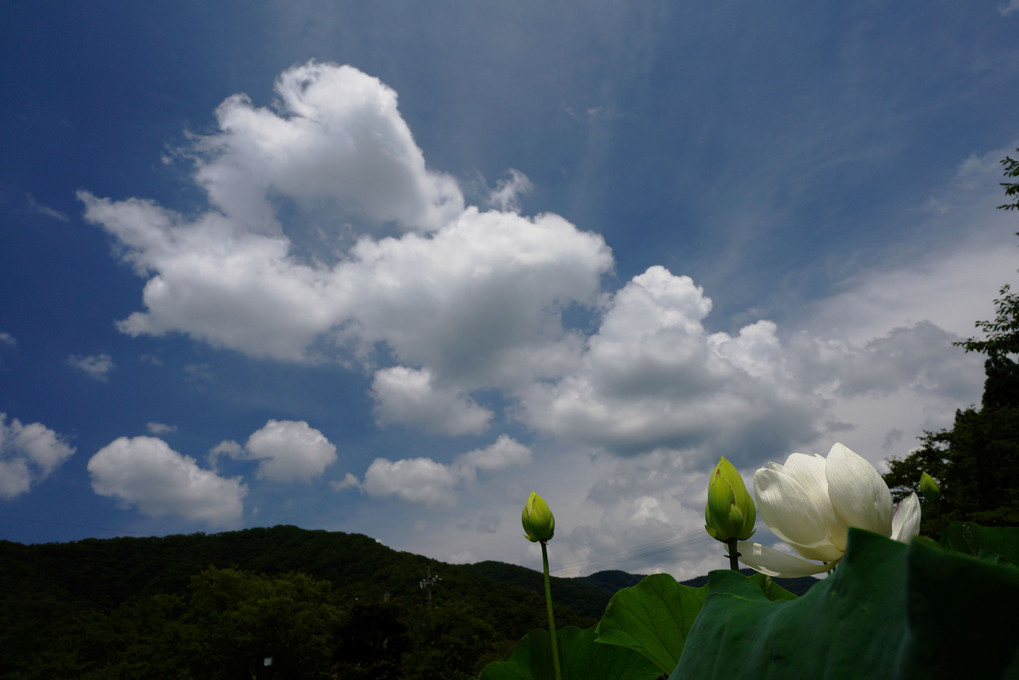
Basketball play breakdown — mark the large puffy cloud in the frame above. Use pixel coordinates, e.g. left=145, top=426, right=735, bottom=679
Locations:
left=355, top=434, right=531, bottom=505
left=515, top=263, right=985, bottom=467
left=78, top=197, right=336, bottom=361
left=220, top=419, right=338, bottom=483
left=79, top=65, right=611, bottom=367
left=80, top=197, right=611, bottom=366
left=457, top=434, right=532, bottom=473
left=88, top=436, right=245, bottom=526
left=363, top=457, right=461, bottom=506
left=371, top=366, right=492, bottom=436
left=197, top=60, right=463, bottom=233
left=334, top=207, right=612, bottom=388
left=0, top=414, right=76, bottom=500
left=519, top=266, right=818, bottom=463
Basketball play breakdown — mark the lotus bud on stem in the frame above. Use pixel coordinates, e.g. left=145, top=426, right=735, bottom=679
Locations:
left=523, top=492, right=561, bottom=680
left=919, top=471, right=940, bottom=503
left=704, top=457, right=756, bottom=570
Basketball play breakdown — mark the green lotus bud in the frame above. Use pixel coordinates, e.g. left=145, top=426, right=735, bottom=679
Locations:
left=705, top=456, right=756, bottom=542
left=522, top=491, right=555, bottom=543
left=919, top=471, right=941, bottom=502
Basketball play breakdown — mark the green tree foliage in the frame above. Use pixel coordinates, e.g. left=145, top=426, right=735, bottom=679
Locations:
left=884, top=154, right=1019, bottom=535
left=16, top=568, right=345, bottom=680
left=0, top=526, right=612, bottom=679
left=955, top=285, right=1019, bottom=361
left=999, top=150, right=1019, bottom=212
left=334, top=600, right=410, bottom=680
left=185, top=568, right=345, bottom=680
left=404, top=601, right=495, bottom=680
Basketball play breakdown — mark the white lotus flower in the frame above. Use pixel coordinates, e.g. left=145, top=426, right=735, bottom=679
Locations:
left=737, top=443, right=921, bottom=578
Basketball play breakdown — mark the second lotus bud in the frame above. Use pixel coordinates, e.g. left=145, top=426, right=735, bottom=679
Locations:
left=522, top=491, right=556, bottom=543
left=705, top=456, right=756, bottom=542
left=919, top=471, right=941, bottom=502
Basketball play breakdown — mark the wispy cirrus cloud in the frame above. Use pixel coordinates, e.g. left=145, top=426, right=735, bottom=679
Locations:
left=146, top=422, right=178, bottom=435
left=25, top=193, right=69, bottom=222
left=67, top=353, right=115, bottom=382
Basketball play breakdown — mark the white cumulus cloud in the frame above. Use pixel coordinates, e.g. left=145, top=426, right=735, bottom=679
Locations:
left=518, top=266, right=818, bottom=464
left=242, top=419, right=337, bottom=482
left=356, top=434, right=532, bottom=506
left=335, top=207, right=612, bottom=388
left=0, top=414, right=76, bottom=500
left=78, top=196, right=336, bottom=361
left=79, top=63, right=611, bottom=371
left=209, top=420, right=337, bottom=483
left=88, top=436, right=245, bottom=526
left=363, top=456, right=461, bottom=506
left=371, top=366, right=492, bottom=436
left=195, top=60, right=463, bottom=233
left=457, top=434, right=532, bottom=473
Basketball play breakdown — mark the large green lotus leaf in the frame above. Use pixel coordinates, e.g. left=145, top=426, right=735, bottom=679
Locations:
left=593, top=574, right=708, bottom=674
left=938, top=522, right=1019, bottom=565
left=671, top=528, right=1019, bottom=680
left=745, top=572, right=798, bottom=602
left=899, top=529, right=1019, bottom=678
left=478, top=625, right=660, bottom=680
left=671, top=529, right=910, bottom=680
left=595, top=572, right=796, bottom=674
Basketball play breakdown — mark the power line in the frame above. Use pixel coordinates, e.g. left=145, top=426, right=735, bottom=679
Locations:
left=551, top=530, right=716, bottom=576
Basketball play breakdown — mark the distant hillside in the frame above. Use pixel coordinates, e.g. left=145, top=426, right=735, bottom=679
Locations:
left=459, top=561, right=647, bottom=619
left=0, top=525, right=817, bottom=678
left=679, top=568, right=819, bottom=597
left=579, top=569, right=649, bottom=593
left=463, top=559, right=818, bottom=616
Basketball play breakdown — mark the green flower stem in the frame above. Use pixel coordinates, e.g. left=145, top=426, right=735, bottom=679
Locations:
left=541, top=540, right=562, bottom=680
left=930, top=502, right=943, bottom=539
left=726, top=538, right=740, bottom=571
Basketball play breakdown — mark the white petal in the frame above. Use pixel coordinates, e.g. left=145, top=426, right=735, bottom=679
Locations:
left=890, top=493, right=921, bottom=542
left=754, top=467, right=843, bottom=562
left=825, top=443, right=892, bottom=538
left=737, top=541, right=835, bottom=578
left=781, top=452, right=847, bottom=555
left=781, top=453, right=836, bottom=522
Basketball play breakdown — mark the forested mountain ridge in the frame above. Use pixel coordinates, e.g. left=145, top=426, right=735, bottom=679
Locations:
left=0, top=525, right=816, bottom=678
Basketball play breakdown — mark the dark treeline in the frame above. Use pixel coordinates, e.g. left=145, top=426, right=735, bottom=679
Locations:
left=0, top=525, right=817, bottom=679
left=0, top=526, right=588, bottom=679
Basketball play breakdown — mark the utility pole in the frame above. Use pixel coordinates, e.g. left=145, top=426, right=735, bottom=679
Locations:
left=419, top=564, right=442, bottom=607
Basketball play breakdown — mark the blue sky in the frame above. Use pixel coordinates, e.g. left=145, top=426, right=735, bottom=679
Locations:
left=2, top=1, right=1018, bottom=579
